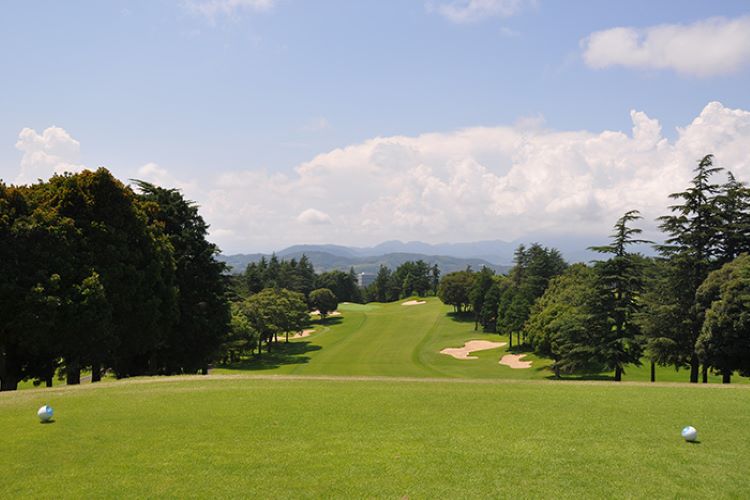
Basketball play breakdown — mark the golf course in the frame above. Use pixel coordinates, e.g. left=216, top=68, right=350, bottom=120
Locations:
left=214, top=298, right=745, bottom=384
left=3, top=298, right=750, bottom=498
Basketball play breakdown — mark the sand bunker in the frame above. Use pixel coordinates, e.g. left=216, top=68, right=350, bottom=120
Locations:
left=402, top=300, right=427, bottom=306
left=440, top=340, right=507, bottom=360
left=310, top=310, right=341, bottom=317
left=287, top=329, right=315, bottom=340
left=499, top=354, right=532, bottom=369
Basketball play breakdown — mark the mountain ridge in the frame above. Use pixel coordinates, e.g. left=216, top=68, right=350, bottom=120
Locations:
left=218, top=250, right=510, bottom=276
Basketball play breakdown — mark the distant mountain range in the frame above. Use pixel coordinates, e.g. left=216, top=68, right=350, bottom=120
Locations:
left=218, top=237, right=657, bottom=276
left=218, top=250, right=511, bottom=276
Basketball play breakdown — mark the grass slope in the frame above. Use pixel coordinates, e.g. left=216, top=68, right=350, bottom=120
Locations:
left=2, top=376, right=749, bottom=498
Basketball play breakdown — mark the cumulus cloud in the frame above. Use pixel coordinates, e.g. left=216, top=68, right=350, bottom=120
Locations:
left=148, top=101, right=748, bottom=254
left=429, top=0, right=528, bottom=23
left=16, top=104, right=750, bottom=256
left=14, top=126, right=86, bottom=184
left=185, top=0, right=275, bottom=20
left=297, top=208, right=332, bottom=225
left=135, top=162, right=200, bottom=195
left=582, top=16, right=750, bottom=77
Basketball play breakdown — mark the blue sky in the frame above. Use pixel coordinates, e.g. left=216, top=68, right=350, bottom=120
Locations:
left=2, top=1, right=750, bottom=253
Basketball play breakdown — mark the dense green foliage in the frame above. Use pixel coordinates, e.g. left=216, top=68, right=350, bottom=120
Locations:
left=496, top=243, right=567, bottom=346
left=0, top=169, right=230, bottom=391
left=696, top=254, right=750, bottom=383
left=135, top=181, right=231, bottom=375
left=525, top=264, right=603, bottom=377
left=586, top=211, right=649, bottom=380
left=437, top=270, right=474, bottom=312
left=315, top=269, right=362, bottom=303
left=240, top=288, right=309, bottom=350
left=309, top=288, right=338, bottom=319
left=363, top=260, right=436, bottom=302
left=641, top=155, right=750, bottom=383
left=243, top=254, right=317, bottom=297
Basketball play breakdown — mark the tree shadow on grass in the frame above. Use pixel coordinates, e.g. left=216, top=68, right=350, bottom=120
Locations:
left=312, top=316, right=343, bottom=327
left=218, top=341, right=322, bottom=372
left=507, top=344, right=535, bottom=354
left=446, top=312, right=474, bottom=324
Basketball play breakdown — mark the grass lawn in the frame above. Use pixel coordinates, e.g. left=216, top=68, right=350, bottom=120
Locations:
left=215, top=297, right=746, bottom=384
left=2, top=375, right=749, bottom=498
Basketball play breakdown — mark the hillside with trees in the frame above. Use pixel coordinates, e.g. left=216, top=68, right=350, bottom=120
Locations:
left=437, top=154, right=750, bottom=383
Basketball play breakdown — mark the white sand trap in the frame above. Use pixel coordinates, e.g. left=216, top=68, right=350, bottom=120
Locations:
left=440, top=340, right=507, bottom=360
left=402, top=300, right=427, bottom=306
left=287, top=329, right=315, bottom=340
left=310, top=310, right=342, bottom=317
left=499, top=354, right=532, bottom=369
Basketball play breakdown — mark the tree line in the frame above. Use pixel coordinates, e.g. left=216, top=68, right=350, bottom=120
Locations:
left=437, top=155, right=750, bottom=383
left=0, top=169, right=230, bottom=391
left=223, top=257, right=441, bottom=361
left=363, top=260, right=440, bottom=302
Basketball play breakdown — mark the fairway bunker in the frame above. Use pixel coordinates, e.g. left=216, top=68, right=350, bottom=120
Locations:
left=310, top=310, right=341, bottom=317
left=402, top=300, right=427, bottom=306
left=499, top=354, right=532, bottom=369
left=287, top=329, right=316, bottom=340
left=440, top=340, right=507, bottom=360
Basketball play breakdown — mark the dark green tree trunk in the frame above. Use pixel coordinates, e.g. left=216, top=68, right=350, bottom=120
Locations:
left=45, top=376, right=53, bottom=388
left=0, top=375, right=18, bottom=391
left=66, top=359, right=81, bottom=385
left=722, top=372, right=731, bottom=384
left=702, top=364, right=708, bottom=384
left=91, top=361, right=102, bottom=383
left=554, top=364, right=560, bottom=379
left=201, top=365, right=208, bottom=375
left=614, top=366, right=622, bottom=382
left=0, top=347, right=21, bottom=391
left=689, top=355, right=699, bottom=383
left=650, top=362, right=655, bottom=383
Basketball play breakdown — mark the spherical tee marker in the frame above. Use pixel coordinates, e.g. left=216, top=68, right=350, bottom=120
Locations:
left=681, top=425, right=697, bottom=442
left=37, top=405, right=54, bottom=423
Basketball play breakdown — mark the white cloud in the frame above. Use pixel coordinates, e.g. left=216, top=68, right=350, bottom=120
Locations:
left=14, top=126, right=86, bottom=184
left=135, top=162, right=199, bottom=194
left=15, top=103, right=750, bottom=256
left=429, top=0, right=528, bottom=23
left=297, top=208, right=332, bottom=225
left=150, top=100, right=748, bottom=254
left=185, top=0, right=275, bottom=20
left=582, top=16, right=750, bottom=77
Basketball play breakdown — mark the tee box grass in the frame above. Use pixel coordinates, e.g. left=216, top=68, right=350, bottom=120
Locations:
left=2, top=376, right=749, bottom=497
left=4, top=297, right=748, bottom=497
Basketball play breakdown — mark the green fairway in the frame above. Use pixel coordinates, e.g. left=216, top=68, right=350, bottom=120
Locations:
left=216, top=297, right=550, bottom=379
left=215, top=297, right=746, bottom=384
left=2, top=375, right=749, bottom=498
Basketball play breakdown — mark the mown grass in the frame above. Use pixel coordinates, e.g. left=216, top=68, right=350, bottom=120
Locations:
left=216, top=297, right=746, bottom=384
left=2, top=376, right=749, bottom=498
